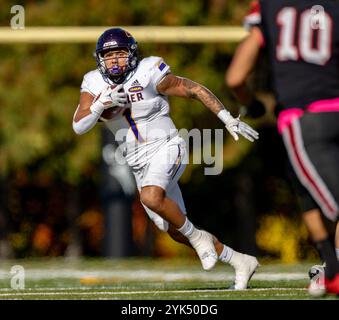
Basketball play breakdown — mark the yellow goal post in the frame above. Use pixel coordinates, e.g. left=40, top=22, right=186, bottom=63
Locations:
left=0, top=26, right=247, bottom=43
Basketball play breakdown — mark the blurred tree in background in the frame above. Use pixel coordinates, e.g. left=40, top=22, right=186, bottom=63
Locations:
left=0, top=0, right=315, bottom=261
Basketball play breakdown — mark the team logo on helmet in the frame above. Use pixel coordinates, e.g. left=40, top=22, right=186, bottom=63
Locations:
left=103, top=41, right=118, bottom=48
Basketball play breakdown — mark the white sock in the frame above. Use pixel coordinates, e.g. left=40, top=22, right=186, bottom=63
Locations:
left=336, top=247, right=339, bottom=261
left=177, top=217, right=194, bottom=237
left=218, top=244, right=234, bottom=263
left=177, top=217, right=199, bottom=240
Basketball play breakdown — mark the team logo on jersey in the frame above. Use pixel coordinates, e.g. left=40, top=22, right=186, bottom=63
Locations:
left=157, top=61, right=167, bottom=71
left=128, top=79, right=143, bottom=93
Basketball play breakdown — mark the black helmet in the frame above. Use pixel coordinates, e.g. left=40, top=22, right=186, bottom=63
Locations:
left=95, top=27, right=138, bottom=84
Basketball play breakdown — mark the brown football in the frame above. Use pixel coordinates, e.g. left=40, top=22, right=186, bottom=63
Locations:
left=97, top=84, right=125, bottom=122
left=99, top=106, right=124, bottom=122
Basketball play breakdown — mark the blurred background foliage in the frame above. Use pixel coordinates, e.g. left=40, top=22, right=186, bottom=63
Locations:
left=0, top=0, right=316, bottom=262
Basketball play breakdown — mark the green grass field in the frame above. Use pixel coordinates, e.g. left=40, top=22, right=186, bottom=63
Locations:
left=0, top=257, right=337, bottom=300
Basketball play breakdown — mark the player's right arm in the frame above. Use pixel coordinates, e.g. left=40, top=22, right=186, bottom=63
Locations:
left=74, top=92, right=95, bottom=122
left=225, top=27, right=266, bottom=118
left=226, top=27, right=262, bottom=104
left=72, top=91, right=99, bottom=135
left=72, top=84, right=127, bottom=135
left=225, top=0, right=266, bottom=117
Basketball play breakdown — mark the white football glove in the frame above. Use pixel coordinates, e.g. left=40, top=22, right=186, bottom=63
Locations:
left=90, top=84, right=127, bottom=115
left=217, top=110, right=259, bottom=142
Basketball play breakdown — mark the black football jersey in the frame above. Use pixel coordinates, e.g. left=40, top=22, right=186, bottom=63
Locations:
left=257, top=0, right=339, bottom=111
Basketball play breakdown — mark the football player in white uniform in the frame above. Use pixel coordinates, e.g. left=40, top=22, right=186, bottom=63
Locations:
left=73, top=28, right=260, bottom=289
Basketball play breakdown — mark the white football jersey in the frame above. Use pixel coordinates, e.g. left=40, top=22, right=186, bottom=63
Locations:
left=80, top=56, right=179, bottom=169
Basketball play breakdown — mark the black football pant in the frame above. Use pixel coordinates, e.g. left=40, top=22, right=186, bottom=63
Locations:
left=282, top=112, right=339, bottom=222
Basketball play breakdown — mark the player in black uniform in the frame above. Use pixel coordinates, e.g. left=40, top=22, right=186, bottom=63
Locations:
left=225, top=0, right=339, bottom=295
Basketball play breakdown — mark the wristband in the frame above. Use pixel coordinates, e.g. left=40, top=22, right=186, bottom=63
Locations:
left=217, top=109, right=232, bottom=125
left=90, top=100, right=105, bottom=115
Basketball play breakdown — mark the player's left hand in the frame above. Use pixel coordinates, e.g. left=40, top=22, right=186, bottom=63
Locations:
left=241, top=99, right=266, bottom=119
left=224, top=114, right=259, bottom=142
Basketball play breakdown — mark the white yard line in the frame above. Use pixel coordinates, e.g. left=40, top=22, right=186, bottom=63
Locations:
left=0, top=269, right=308, bottom=281
left=0, top=287, right=306, bottom=297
